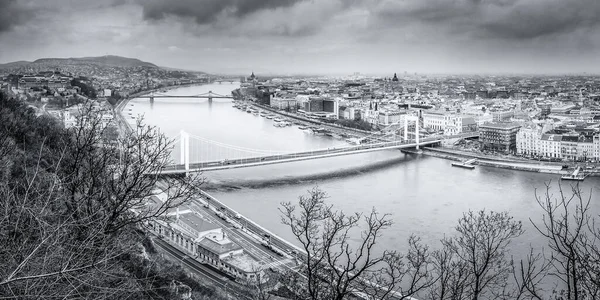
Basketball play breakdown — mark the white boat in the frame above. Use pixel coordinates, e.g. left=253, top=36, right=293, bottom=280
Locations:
left=451, top=162, right=476, bottom=170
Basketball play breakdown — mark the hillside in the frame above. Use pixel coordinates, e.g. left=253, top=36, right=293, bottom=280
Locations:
left=0, top=91, right=228, bottom=299
left=0, top=55, right=158, bottom=69
left=33, top=55, right=158, bottom=68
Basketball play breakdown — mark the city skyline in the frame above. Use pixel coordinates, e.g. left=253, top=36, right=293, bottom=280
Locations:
left=1, top=0, right=599, bottom=75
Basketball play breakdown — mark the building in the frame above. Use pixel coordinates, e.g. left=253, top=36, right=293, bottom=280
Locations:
left=491, top=110, right=514, bottom=121
left=147, top=204, right=264, bottom=281
left=516, top=121, right=555, bottom=157
left=378, top=110, right=405, bottom=126
left=270, top=94, right=297, bottom=110
left=479, top=122, right=521, bottom=152
left=422, top=111, right=477, bottom=135
left=539, top=134, right=562, bottom=159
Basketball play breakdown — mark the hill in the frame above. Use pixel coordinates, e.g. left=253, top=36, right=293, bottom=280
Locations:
left=0, top=60, right=32, bottom=69
left=33, top=55, right=158, bottom=68
left=0, top=55, right=158, bottom=69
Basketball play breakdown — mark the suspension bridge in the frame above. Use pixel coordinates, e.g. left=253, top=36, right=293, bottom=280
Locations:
left=136, top=91, right=233, bottom=103
left=159, top=116, right=446, bottom=174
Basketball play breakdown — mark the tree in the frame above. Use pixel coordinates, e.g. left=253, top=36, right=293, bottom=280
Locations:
left=280, top=187, right=433, bottom=300
left=432, top=210, right=524, bottom=300
left=0, top=93, right=203, bottom=299
left=530, top=183, right=599, bottom=300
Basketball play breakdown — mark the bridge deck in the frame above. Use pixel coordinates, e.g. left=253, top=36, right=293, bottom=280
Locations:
left=137, top=95, right=232, bottom=98
left=160, top=139, right=441, bottom=174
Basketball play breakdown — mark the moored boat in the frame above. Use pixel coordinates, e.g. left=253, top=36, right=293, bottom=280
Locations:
left=451, top=162, right=475, bottom=169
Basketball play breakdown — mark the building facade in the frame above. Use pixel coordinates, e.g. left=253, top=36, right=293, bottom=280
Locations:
left=479, top=122, right=521, bottom=152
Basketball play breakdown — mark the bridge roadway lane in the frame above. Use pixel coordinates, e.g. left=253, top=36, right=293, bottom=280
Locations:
left=161, top=138, right=441, bottom=173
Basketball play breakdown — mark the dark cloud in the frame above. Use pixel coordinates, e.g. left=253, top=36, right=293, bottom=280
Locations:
left=373, top=0, right=600, bottom=40
left=479, top=0, right=600, bottom=40
left=139, top=0, right=305, bottom=25
left=0, top=0, right=35, bottom=33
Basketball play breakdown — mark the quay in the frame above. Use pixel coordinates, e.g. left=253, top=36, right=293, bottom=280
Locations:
left=561, top=166, right=586, bottom=181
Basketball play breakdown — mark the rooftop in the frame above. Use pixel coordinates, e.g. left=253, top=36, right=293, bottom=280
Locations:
left=198, top=233, right=242, bottom=255
left=480, top=122, right=521, bottom=130
left=222, top=253, right=262, bottom=273
left=177, top=211, right=220, bottom=234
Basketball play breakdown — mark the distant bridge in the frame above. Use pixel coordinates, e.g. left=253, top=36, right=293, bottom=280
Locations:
left=136, top=91, right=233, bottom=103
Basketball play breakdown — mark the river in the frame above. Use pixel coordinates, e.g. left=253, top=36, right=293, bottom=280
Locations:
left=127, top=82, right=600, bottom=256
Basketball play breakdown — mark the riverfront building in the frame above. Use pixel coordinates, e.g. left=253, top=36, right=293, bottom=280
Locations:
left=479, top=122, right=521, bottom=152
left=146, top=202, right=264, bottom=281
left=422, top=110, right=477, bottom=135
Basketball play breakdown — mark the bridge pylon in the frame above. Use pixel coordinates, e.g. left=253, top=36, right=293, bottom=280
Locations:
left=404, top=115, right=420, bottom=149
left=180, top=130, right=190, bottom=171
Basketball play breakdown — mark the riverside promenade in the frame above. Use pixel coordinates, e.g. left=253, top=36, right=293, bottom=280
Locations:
left=416, top=147, right=576, bottom=175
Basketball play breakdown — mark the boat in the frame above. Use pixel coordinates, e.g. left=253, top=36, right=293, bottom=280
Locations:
left=345, top=138, right=361, bottom=145
left=451, top=162, right=475, bottom=170
left=273, top=117, right=284, bottom=122
left=298, top=126, right=309, bottom=130
left=312, top=128, right=330, bottom=136
left=561, top=167, right=586, bottom=181
left=451, top=158, right=477, bottom=170
left=265, top=115, right=274, bottom=119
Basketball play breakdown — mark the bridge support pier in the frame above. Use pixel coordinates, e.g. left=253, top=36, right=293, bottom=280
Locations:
left=208, top=91, right=213, bottom=104
left=180, top=130, right=190, bottom=171
left=149, top=96, right=154, bottom=103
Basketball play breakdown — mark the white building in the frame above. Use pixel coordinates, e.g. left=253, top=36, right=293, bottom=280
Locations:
left=422, top=111, right=476, bottom=135
left=378, top=110, right=405, bottom=126
left=539, top=134, right=562, bottom=159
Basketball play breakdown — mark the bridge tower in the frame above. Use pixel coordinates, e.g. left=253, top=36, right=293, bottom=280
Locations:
left=180, top=130, right=190, bottom=171
left=404, top=115, right=420, bottom=149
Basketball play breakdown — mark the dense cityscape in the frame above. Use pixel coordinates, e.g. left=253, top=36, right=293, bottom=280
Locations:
left=2, top=0, right=600, bottom=300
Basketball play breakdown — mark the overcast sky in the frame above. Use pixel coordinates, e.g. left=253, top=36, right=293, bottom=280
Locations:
left=1, top=0, right=599, bottom=75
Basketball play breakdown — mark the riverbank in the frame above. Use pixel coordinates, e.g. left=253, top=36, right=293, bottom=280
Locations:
left=406, top=147, right=600, bottom=177
left=237, top=100, right=372, bottom=138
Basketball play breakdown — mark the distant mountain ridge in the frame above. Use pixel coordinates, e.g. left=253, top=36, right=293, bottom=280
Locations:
left=0, top=55, right=159, bottom=69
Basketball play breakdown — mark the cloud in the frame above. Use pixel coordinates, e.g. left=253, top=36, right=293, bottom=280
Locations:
left=370, top=0, right=600, bottom=41
left=0, top=0, right=35, bottom=33
left=139, top=0, right=305, bottom=25
left=168, top=45, right=182, bottom=51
